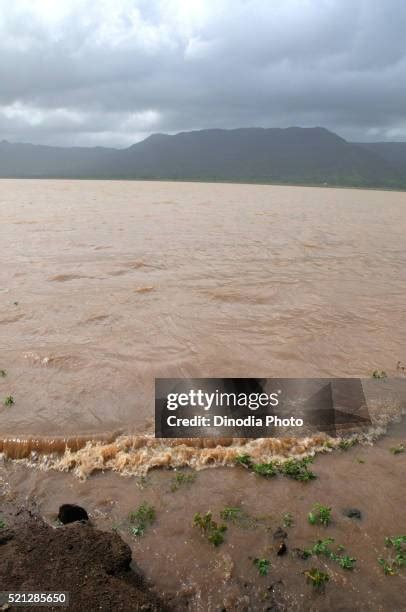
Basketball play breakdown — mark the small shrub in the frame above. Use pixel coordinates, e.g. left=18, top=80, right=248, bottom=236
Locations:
left=0, top=369, right=6, bottom=378
left=305, top=568, right=329, bottom=591
left=0, top=517, right=5, bottom=529
left=128, top=502, right=156, bottom=537
left=193, top=511, right=227, bottom=547
left=3, top=395, right=14, bottom=407
left=253, top=558, right=271, bottom=576
left=308, top=503, right=332, bottom=527
left=372, top=370, right=387, bottom=379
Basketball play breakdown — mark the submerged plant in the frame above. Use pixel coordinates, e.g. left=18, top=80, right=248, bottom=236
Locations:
left=305, top=568, right=329, bottom=591
left=308, top=503, right=332, bottom=527
left=252, top=462, right=278, bottom=478
left=390, top=444, right=405, bottom=455
left=378, top=535, right=406, bottom=574
left=128, top=502, right=156, bottom=537
left=170, top=471, right=196, bottom=492
left=279, top=457, right=316, bottom=481
left=234, top=454, right=252, bottom=468
left=282, top=512, right=294, bottom=528
left=253, top=558, right=271, bottom=576
left=3, top=395, right=14, bottom=407
left=193, top=511, right=227, bottom=547
left=338, top=438, right=356, bottom=451
left=372, top=370, right=387, bottom=379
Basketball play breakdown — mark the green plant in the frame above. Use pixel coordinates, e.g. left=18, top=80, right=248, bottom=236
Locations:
left=128, top=502, right=156, bottom=537
left=170, top=471, right=196, bottom=492
left=372, top=370, right=387, bottom=379
left=0, top=517, right=5, bottom=529
left=220, top=506, right=242, bottom=522
left=378, top=535, right=406, bottom=574
left=0, top=369, right=6, bottom=378
left=3, top=395, right=14, bottom=407
left=308, top=503, right=332, bottom=526
left=302, top=538, right=356, bottom=570
left=193, top=511, right=227, bottom=547
left=234, top=454, right=252, bottom=467
left=305, top=568, right=329, bottom=591
left=282, top=512, right=294, bottom=528
left=338, top=555, right=357, bottom=570
left=390, top=444, right=405, bottom=455
left=279, top=457, right=316, bottom=481
left=254, top=558, right=271, bottom=576
left=338, top=438, right=356, bottom=450
left=378, top=558, right=397, bottom=575
left=252, top=462, right=277, bottom=478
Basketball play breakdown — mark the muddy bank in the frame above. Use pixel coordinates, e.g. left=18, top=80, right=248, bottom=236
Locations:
left=0, top=504, right=171, bottom=611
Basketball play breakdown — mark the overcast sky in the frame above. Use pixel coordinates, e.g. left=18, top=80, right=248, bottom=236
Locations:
left=1, top=0, right=406, bottom=147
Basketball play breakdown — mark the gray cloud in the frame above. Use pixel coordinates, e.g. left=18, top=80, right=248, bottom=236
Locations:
left=0, top=0, right=406, bottom=146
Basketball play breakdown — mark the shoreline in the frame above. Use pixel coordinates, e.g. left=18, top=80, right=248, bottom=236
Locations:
left=1, top=419, right=405, bottom=611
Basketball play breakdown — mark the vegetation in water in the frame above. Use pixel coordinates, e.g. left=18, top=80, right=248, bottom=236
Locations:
left=128, top=502, right=156, bottom=537
left=282, top=512, right=294, bottom=528
left=390, top=443, right=405, bottom=455
left=378, top=535, right=406, bottom=575
left=234, top=454, right=316, bottom=481
left=305, top=568, right=330, bottom=591
left=252, top=462, right=278, bottom=478
left=302, top=538, right=356, bottom=570
left=279, top=457, right=316, bottom=481
left=372, top=369, right=387, bottom=379
left=234, top=454, right=252, bottom=468
left=253, top=558, right=271, bottom=576
left=338, top=438, right=357, bottom=451
left=170, top=471, right=196, bottom=492
left=193, top=511, right=227, bottom=547
left=308, top=503, right=332, bottom=526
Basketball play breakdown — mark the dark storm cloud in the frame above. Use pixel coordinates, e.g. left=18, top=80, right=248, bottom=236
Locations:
left=1, top=0, right=406, bottom=146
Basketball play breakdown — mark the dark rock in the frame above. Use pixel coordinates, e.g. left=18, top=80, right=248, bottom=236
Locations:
left=343, top=508, right=362, bottom=520
left=58, top=504, right=89, bottom=524
left=273, top=527, right=288, bottom=540
left=277, top=541, right=287, bottom=556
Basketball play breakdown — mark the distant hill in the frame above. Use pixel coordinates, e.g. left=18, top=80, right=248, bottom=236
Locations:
left=356, top=142, right=406, bottom=177
left=1, top=127, right=406, bottom=189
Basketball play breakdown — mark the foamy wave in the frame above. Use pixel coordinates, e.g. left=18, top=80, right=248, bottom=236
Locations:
left=0, top=430, right=386, bottom=480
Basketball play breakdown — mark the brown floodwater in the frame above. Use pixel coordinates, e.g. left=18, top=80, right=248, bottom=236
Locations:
left=0, top=179, right=405, bottom=610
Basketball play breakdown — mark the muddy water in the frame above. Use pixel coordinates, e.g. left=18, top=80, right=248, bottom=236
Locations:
left=1, top=180, right=405, bottom=444
left=0, top=180, right=406, bottom=609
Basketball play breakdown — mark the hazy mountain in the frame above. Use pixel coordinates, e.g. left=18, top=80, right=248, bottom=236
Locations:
left=1, top=127, right=405, bottom=189
left=356, top=142, right=406, bottom=177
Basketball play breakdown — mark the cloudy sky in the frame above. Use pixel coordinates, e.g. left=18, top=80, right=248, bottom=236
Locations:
left=1, top=0, right=405, bottom=147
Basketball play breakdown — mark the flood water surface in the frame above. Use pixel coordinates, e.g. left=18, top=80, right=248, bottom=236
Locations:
left=1, top=179, right=405, bottom=445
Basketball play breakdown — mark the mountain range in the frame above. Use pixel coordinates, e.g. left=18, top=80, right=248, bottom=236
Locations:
left=1, top=127, right=406, bottom=189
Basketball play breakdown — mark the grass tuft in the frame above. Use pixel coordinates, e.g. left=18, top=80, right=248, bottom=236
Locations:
left=193, top=511, right=227, bottom=547
left=308, top=503, right=332, bottom=527
left=3, top=395, right=14, bottom=407
left=305, top=568, right=329, bottom=591
left=128, top=502, right=156, bottom=537
left=253, top=558, right=271, bottom=576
